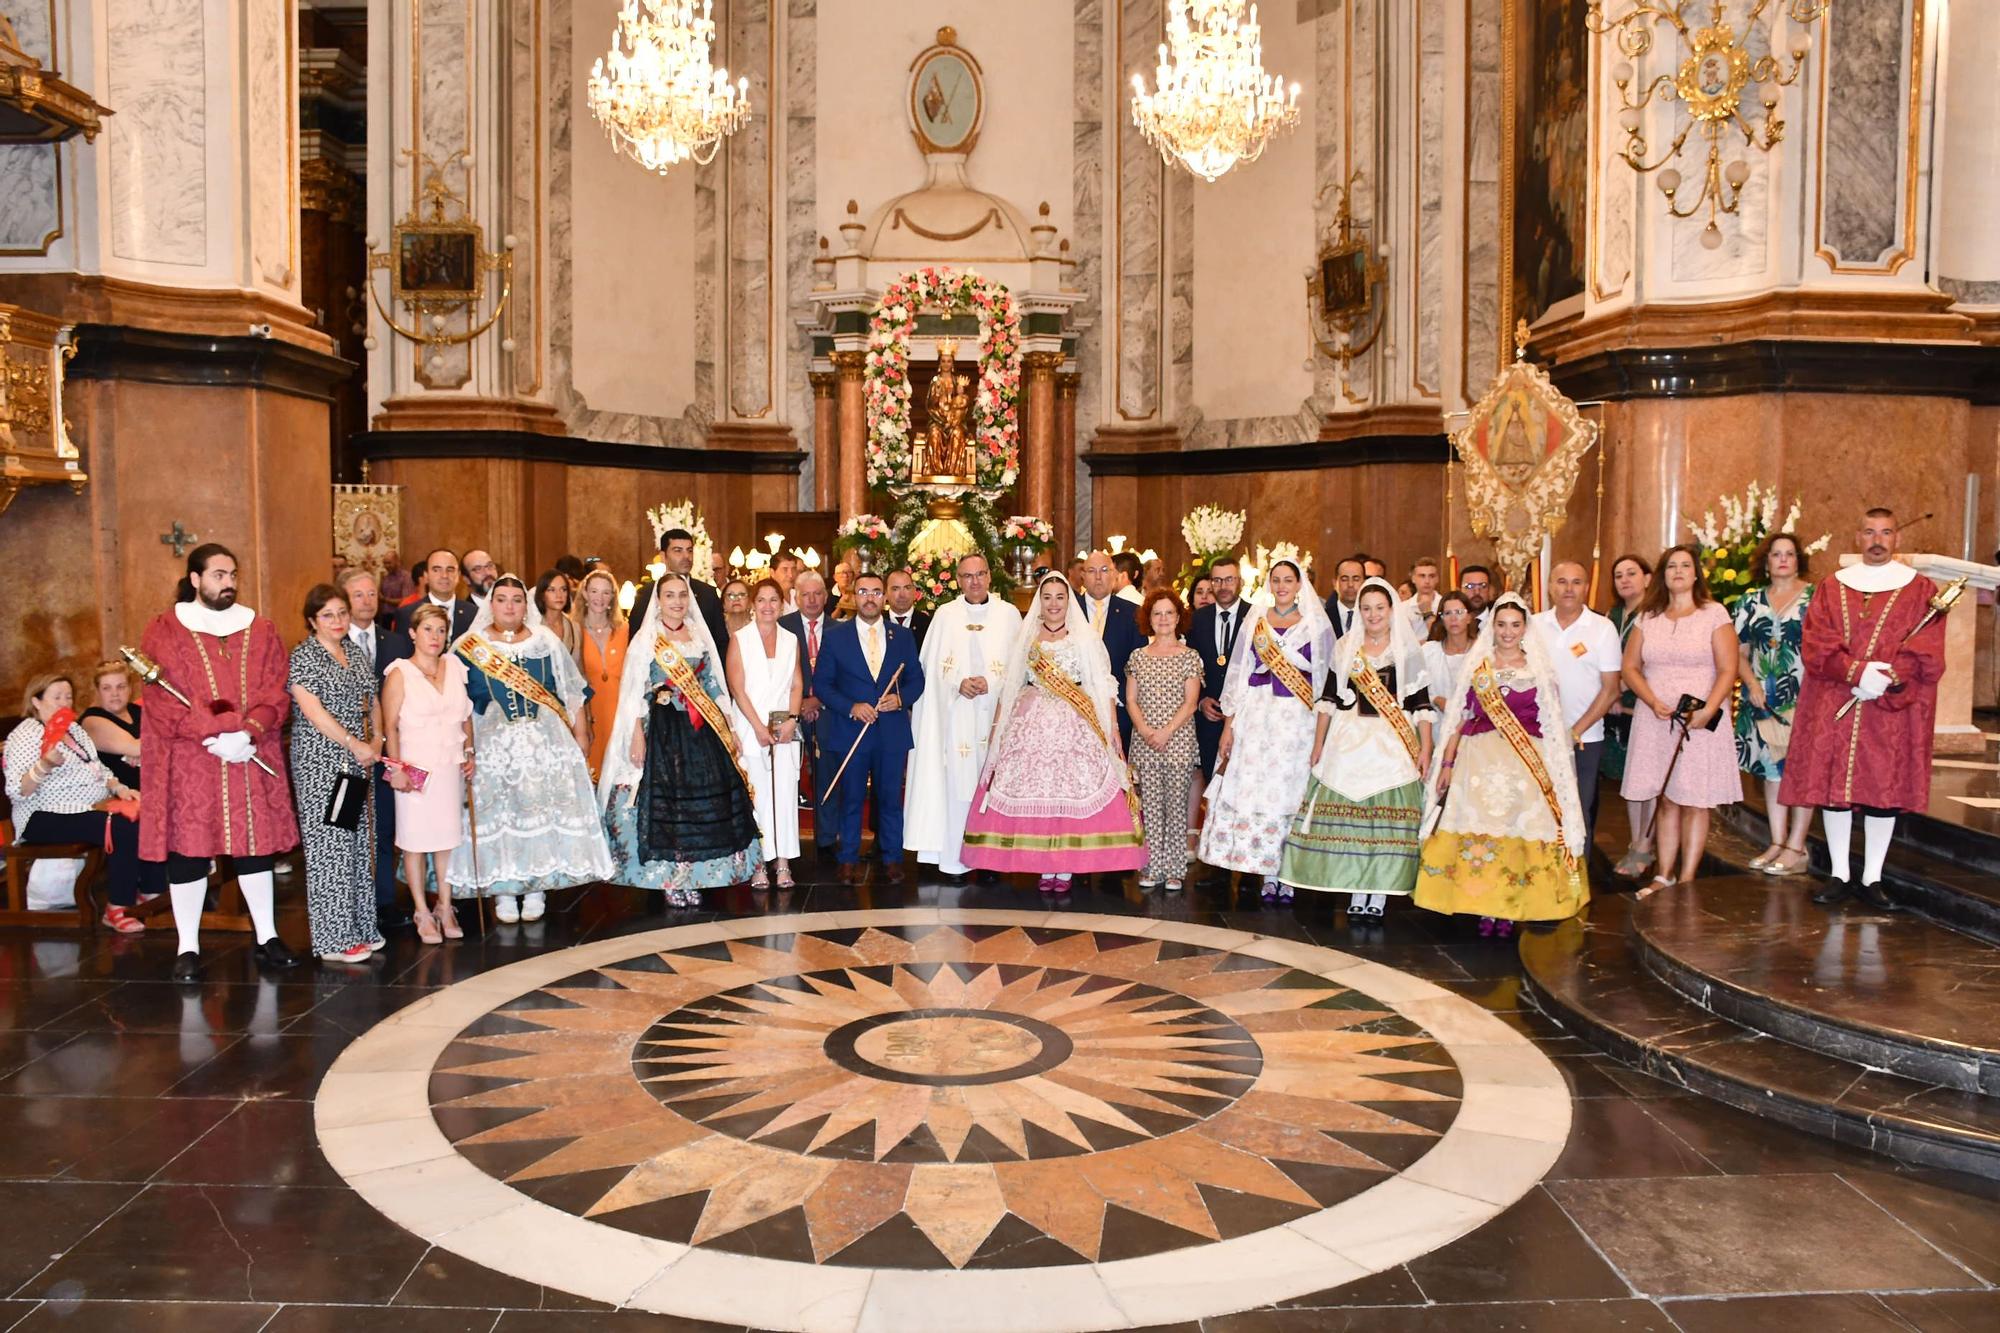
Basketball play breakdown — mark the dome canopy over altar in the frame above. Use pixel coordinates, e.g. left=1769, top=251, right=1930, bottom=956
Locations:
left=0, top=0, right=1995, bottom=703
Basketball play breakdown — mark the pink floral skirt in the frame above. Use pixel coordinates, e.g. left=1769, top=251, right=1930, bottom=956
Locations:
left=959, top=689, right=1146, bottom=873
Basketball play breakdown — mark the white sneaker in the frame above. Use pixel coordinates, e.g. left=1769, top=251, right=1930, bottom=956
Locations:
left=520, top=891, right=546, bottom=922
left=494, top=894, right=520, bottom=923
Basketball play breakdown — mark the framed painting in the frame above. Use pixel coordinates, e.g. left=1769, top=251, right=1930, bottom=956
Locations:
left=1507, top=0, right=1590, bottom=331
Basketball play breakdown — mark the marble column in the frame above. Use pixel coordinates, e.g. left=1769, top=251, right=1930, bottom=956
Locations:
left=831, top=350, right=866, bottom=519
left=1936, top=0, right=2000, bottom=307
left=1022, top=352, right=1063, bottom=527
left=810, top=369, right=838, bottom=512
left=1055, top=372, right=1079, bottom=556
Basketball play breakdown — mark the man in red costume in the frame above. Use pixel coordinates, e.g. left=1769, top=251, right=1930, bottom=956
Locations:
left=1780, top=508, right=1945, bottom=912
left=139, top=543, right=304, bottom=981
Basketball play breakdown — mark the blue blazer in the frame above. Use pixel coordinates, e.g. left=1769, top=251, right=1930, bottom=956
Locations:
left=811, top=616, right=926, bottom=756
left=1084, top=595, right=1143, bottom=713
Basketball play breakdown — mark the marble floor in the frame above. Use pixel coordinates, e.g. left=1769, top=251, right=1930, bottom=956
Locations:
left=0, top=851, right=1995, bottom=1330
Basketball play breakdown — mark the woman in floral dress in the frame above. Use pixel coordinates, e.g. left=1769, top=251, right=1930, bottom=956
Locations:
left=1734, top=533, right=1814, bottom=876
left=1126, top=588, right=1202, bottom=891
left=1198, top=560, right=1334, bottom=901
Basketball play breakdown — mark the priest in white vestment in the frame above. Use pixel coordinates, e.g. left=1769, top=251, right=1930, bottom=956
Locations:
left=903, top=553, right=1023, bottom=875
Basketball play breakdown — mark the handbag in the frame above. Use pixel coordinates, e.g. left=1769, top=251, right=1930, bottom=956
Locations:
left=1675, top=693, right=1724, bottom=732
left=324, top=769, right=366, bottom=830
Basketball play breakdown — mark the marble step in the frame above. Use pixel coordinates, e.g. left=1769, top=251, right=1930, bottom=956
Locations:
left=1519, top=892, right=2000, bottom=1180
left=1725, top=797, right=2000, bottom=947
left=1631, top=875, right=2000, bottom=1095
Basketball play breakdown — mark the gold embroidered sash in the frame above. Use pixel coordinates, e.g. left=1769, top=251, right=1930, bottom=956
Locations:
left=456, top=633, right=572, bottom=728
left=1251, top=620, right=1314, bottom=710
left=1350, top=654, right=1423, bottom=771
left=1469, top=662, right=1573, bottom=867
left=652, top=635, right=755, bottom=801
left=1029, top=644, right=1140, bottom=821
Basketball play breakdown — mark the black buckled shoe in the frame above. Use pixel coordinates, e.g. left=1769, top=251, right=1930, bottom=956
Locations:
left=170, top=951, right=202, bottom=983
left=254, top=936, right=305, bottom=970
left=1810, top=877, right=1854, bottom=907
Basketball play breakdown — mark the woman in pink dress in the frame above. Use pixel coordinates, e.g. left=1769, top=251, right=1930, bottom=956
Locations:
left=1619, top=545, right=1742, bottom=897
left=382, top=603, right=475, bottom=943
left=961, top=573, right=1146, bottom=895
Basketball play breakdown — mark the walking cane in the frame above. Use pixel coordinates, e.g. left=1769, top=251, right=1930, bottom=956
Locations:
left=1642, top=704, right=1697, bottom=844
left=822, top=665, right=905, bottom=801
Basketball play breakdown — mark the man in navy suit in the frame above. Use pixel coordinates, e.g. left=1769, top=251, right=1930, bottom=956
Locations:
left=1187, top=554, right=1245, bottom=781
left=812, top=572, right=925, bottom=882
left=779, top=570, right=837, bottom=853
left=338, top=569, right=414, bottom=927
left=394, top=548, right=479, bottom=640
left=1075, top=549, right=1142, bottom=745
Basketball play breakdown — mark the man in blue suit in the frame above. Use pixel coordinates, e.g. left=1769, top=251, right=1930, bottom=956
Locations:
left=812, top=572, right=925, bottom=882
left=1075, top=549, right=1143, bottom=745
left=778, top=570, right=837, bottom=855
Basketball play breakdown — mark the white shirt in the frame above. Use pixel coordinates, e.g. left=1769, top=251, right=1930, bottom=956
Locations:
left=348, top=621, right=380, bottom=669
left=1533, top=606, right=1623, bottom=742
left=888, top=610, right=917, bottom=631
left=1115, top=585, right=1143, bottom=605
left=1212, top=601, right=1243, bottom=662
left=1084, top=594, right=1115, bottom=629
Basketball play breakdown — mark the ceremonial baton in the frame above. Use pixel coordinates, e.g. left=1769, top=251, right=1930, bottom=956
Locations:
left=1831, top=576, right=1967, bottom=721
left=822, top=664, right=904, bottom=801
left=120, top=644, right=279, bottom=778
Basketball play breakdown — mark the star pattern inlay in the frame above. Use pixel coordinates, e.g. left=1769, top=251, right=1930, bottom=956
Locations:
left=429, top=924, right=1462, bottom=1269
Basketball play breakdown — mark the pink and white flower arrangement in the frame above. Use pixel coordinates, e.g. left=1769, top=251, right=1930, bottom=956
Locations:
left=1000, top=515, right=1054, bottom=545
left=863, top=267, right=1023, bottom=491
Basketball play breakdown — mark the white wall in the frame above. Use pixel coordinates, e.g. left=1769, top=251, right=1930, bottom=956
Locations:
left=570, top=0, right=696, bottom=419
left=815, top=0, right=1073, bottom=246
left=1190, top=2, right=1316, bottom=423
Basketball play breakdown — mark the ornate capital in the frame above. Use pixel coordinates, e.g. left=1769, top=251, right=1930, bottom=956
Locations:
left=830, top=349, right=867, bottom=380
left=1021, top=350, right=1065, bottom=379
left=1056, top=372, right=1080, bottom=401
left=808, top=369, right=837, bottom=397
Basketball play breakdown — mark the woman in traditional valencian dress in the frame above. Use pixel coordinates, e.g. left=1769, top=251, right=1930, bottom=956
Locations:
left=1198, top=560, right=1333, bottom=902
left=1282, top=578, right=1434, bottom=917
left=727, top=578, right=804, bottom=890
left=447, top=576, right=614, bottom=923
left=1416, top=594, right=1589, bottom=936
left=1734, top=533, right=1814, bottom=877
left=961, top=573, right=1146, bottom=895
left=598, top=573, right=761, bottom=907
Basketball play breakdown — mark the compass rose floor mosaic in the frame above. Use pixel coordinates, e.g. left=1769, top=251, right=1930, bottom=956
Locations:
left=318, top=910, right=1568, bottom=1329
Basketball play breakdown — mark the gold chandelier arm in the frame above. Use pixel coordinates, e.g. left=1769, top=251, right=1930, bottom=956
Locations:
left=1623, top=118, right=1695, bottom=173
left=362, top=271, right=434, bottom=345
left=362, top=260, right=513, bottom=349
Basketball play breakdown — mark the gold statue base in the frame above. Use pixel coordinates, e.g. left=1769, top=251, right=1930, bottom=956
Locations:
left=908, top=493, right=975, bottom=563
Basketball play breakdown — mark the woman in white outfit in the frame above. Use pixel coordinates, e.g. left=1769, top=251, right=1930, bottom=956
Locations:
left=727, top=578, right=804, bottom=888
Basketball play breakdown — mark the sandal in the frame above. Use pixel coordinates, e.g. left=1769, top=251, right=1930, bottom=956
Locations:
left=1635, top=874, right=1673, bottom=901
left=750, top=864, right=770, bottom=890
left=776, top=861, right=795, bottom=890
left=1747, top=847, right=1780, bottom=870
left=100, top=905, right=146, bottom=934
left=1613, top=848, right=1654, bottom=878
left=434, top=900, right=464, bottom=940
left=1765, top=847, right=1810, bottom=876
left=413, top=910, right=443, bottom=946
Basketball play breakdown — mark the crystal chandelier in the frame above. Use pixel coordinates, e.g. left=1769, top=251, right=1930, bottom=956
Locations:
left=586, top=0, right=750, bottom=174
left=1589, top=0, right=1830, bottom=248
left=1130, top=1, right=1301, bottom=183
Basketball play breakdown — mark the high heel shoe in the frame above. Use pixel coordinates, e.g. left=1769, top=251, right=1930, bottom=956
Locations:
left=434, top=899, right=464, bottom=940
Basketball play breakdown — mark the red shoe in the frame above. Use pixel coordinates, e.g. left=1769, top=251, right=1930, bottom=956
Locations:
left=101, top=905, right=146, bottom=934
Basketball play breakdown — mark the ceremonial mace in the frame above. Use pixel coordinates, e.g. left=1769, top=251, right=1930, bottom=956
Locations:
left=821, top=665, right=905, bottom=801
left=1832, top=576, right=1968, bottom=721
left=119, top=645, right=279, bottom=778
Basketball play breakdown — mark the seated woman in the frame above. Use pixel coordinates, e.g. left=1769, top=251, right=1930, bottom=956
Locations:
left=1416, top=594, right=1589, bottom=936
left=80, top=659, right=166, bottom=901
left=961, top=573, right=1146, bottom=895
left=597, top=572, right=761, bottom=907
left=5, top=672, right=144, bottom=932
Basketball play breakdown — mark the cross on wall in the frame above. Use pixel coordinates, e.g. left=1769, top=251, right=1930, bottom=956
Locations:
left=160, top=520, right=198, bottom=557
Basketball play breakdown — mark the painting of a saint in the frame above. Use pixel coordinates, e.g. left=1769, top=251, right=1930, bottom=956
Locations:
left=1512, top=0, right=1590, bottom=327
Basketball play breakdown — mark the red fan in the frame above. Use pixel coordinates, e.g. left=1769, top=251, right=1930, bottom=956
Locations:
left=39, top=707, right=77, bottom=758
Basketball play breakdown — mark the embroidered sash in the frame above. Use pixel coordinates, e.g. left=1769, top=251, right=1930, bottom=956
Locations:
left=1250, top=620, right=1313, bottom=710
left=652, top=635, right=755, bottom=801
left=1350, top=654, right=1423, bottom=771
left=456, top=633, right=571, bottom=728
left=1469, top=662, right=1573, bottom=866
left=1029, top=644, right=1140, bottom=820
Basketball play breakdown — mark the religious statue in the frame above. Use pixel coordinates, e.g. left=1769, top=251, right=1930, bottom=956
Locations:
left=916, top=338, right=975, bottom=484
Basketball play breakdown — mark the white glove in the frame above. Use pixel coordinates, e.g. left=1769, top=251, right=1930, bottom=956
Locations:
left=202, top=730, right=257, bottom=764
left=1855, top=661, right=1894, bottom=701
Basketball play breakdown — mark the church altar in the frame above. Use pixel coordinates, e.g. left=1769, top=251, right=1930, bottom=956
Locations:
left=802, top=28, right=1084, bottom=608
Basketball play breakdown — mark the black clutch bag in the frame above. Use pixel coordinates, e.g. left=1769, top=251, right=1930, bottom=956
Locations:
left=323, top=770, right=367, bottom=830
left=1675, top=693, right=1723, bottom=731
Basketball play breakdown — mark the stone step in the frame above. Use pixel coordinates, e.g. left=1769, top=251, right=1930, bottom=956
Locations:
left=1519, top=891, right=2000, bottom=1180
left=1631, top=874, right=2000, bottom=1095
